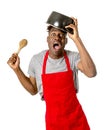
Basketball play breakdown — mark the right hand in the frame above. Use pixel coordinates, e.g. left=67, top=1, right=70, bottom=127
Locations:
left=7, top=53, right=20, bottom=70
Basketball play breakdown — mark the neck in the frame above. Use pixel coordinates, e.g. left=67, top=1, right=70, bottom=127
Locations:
left=48, top=50, right=65, bottom=59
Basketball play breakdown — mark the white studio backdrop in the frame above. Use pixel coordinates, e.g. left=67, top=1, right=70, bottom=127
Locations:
left=0, top=0, right=107, bottom=130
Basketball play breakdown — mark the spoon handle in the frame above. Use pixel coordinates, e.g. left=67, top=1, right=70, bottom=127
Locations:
left=17, top=48, right=21, bottom=54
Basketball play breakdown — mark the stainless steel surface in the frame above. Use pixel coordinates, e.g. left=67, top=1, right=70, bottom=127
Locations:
left=46, top=11, right=74, bottom=33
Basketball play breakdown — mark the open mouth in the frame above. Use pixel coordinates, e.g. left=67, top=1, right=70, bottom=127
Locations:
left=53, top=42, right=62, bottom=50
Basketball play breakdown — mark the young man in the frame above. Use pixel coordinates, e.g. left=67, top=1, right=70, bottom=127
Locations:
left=7, top=16, right=96, bottom=130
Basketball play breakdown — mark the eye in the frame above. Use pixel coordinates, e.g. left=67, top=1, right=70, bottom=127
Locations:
left=49, top=33, right=65, bottom=39
left=50, top=33, right=56, bottom=37
left=59, top=34, right=65, bottom=38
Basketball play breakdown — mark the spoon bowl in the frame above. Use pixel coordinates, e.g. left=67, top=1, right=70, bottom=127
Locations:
left=17, top=39, right=28, bottom=54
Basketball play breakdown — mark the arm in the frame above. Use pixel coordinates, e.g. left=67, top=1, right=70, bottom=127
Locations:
left=7, top=53, right=38, bottom=95
left=66, top=18, right=97, bottom=77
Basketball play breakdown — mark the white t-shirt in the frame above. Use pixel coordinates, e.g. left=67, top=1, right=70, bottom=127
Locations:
left=28, top=50, right=80, bottom=98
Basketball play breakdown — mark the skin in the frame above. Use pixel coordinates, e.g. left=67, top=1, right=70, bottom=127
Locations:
left=47, top=27, right=67, bottom=59
left=7, top=17, right=97, bottom=95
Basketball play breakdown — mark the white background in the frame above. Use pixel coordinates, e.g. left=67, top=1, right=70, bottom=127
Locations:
left=0, top=0, right=107, bottom=130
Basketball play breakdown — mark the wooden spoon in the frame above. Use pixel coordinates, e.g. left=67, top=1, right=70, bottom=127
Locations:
left=16, top=39, right=28, bottom=54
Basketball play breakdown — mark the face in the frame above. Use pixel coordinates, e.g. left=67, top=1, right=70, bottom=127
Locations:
left=47, top=27, right=67, bottom=59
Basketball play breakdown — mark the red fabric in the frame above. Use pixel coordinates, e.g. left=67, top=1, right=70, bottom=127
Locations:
left=42, top=51, right=90, bottom=130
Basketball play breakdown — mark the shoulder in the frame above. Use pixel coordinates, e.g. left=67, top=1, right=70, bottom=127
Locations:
left=31, top=50, right=47, bottom=62
left=65, top=50, right=80, bottom=59
left=65, top=50, right=80, bottom=70
left=28, top=50, right=47, bottom=72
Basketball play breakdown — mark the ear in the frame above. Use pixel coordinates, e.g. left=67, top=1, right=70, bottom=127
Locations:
left=47, top=36, right=49, bottom=43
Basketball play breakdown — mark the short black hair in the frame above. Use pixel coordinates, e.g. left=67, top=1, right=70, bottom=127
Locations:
left=47, top=25, right=67, bottom=35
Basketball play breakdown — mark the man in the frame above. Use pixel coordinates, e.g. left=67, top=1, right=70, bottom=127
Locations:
left=7, top=15, right=96, bottom=130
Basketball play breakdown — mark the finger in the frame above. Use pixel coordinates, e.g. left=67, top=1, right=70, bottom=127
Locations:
left=65, top=24, right=75, bottom=29
left=12, top=53, right=18, bottom=57
left=70, top=17, right=78, bottom=26
left=7, top=58, right=15, bottom=65
left=74, top=19, right=78, bottom=26
left=7, top=55, right=18, bottom=65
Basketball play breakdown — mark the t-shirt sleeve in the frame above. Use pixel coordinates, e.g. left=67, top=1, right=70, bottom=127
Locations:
left=68, top=51, right=80, bottom=70
left=74, top=52, right=80, bottom=70
left=28, top=56, right=36, bottom=77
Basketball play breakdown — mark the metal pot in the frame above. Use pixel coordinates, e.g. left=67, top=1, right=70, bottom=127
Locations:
left=46, top=11, right=75, bottom=34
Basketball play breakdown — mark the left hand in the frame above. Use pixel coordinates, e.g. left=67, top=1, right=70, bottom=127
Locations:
left=65, top=17, right=79, bottom=41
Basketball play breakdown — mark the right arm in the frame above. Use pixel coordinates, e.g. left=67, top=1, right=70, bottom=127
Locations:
left=7, top=53, right=38, bottom=95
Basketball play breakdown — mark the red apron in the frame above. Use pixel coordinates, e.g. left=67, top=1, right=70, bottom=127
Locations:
left=42, top=51, right=90, bottom=130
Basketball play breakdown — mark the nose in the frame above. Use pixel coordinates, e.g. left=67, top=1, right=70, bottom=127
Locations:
left=54, top=34, right=61, bottom=41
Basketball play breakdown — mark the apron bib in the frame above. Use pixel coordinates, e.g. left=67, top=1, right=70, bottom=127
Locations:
left=42, top=51, right=90, bottom=130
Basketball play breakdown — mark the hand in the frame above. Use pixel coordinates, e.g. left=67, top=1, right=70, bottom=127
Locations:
left=65, top=17, right=79, bottom=41
left=7, top=53, right=20, bottom=71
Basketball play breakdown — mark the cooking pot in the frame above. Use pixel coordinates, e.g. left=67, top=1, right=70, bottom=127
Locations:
left=46, top=11, right=75, bottom=34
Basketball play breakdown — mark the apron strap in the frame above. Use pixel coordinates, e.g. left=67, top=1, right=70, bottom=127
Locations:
left=42, top=50, right=71, bottom=74
left=64, top=51, right=71, bottom=71
left=42, top=51, right=49, bottom=74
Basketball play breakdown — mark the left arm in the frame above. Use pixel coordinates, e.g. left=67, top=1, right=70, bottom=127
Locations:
left=74, top=37, right=97, bottom=77
left=66, top=18, right=97, bottom=77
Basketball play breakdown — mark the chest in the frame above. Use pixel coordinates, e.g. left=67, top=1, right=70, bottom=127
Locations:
left=46, top=57, right=67, bottom=73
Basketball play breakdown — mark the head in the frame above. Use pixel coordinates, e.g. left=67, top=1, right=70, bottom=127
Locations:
left=47, top=25, right=67, bottom=59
